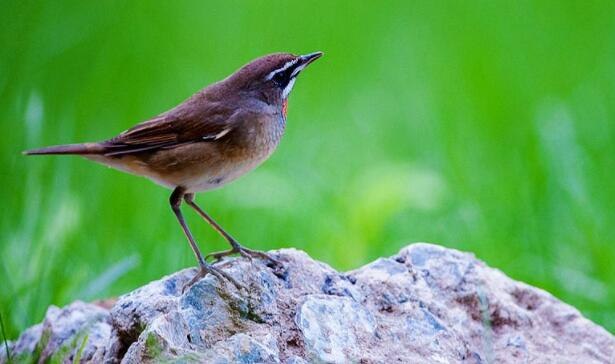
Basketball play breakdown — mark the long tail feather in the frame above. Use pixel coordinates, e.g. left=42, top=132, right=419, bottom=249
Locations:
left=23, top=143, right=106, bottom=156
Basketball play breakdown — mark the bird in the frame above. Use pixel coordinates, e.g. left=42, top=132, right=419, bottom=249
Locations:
left=24, top=51, right=323, bottom=290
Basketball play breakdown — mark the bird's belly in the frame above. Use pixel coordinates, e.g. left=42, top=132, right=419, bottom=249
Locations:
left=182, top=117, right=286, bottom=192
left=176, top=135, right=282, bottom=193
left=183, top=152, right=271, bottom=193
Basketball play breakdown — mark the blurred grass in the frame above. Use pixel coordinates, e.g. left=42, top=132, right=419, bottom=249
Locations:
left=1, top=0, right=614, bottom=337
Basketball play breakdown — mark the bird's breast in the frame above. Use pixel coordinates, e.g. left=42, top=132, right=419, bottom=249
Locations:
left=239, top=113, right=286, bottom=157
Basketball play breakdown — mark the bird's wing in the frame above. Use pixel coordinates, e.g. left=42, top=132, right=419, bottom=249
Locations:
left=101, top=101, right=235, bottom=156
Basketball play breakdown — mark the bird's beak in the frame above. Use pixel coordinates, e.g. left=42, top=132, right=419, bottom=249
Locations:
left=291, top=51, right=324, bottom=77
left=299, top=51, right=324, bottom=66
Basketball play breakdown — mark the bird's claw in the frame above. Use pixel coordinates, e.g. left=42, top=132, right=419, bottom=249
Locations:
left=206, top=243, right=281, bottom=267
left=181, top=263, right=244, bottom=293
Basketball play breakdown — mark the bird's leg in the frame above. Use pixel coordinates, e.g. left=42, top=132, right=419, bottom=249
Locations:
left=183, top=193, right=279, bottom=265
left=170, top=187, right=243, bottom=292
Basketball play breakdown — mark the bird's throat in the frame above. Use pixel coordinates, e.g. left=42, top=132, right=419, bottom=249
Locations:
left=282, top=99, right=288, bottom=118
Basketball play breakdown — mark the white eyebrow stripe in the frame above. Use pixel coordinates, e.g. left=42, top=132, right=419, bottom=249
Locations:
left=266, top=59, right=299, bottom=80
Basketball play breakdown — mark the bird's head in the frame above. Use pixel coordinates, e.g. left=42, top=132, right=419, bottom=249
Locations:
left=226, top=52, right=323, bottom=108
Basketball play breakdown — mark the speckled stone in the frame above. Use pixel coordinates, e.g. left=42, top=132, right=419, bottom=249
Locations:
left=2, top=244, right=614, bottom=363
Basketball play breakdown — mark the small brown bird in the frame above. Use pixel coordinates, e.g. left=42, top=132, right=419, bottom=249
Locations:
left=24, top=51, right=323, bottom=290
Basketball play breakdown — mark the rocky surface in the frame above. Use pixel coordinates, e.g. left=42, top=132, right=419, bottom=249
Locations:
left=2, top=243, right=614, bottom=363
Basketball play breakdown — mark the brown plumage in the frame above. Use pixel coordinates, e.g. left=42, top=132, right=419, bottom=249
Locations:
left=24, top=51, right=323, bottom=291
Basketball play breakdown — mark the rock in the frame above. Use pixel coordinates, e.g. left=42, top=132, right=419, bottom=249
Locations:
left=4, top=301, right=111, bottom=363
left=2, top=243, right=614, bottom=363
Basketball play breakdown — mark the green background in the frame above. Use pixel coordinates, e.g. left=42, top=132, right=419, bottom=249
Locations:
left=1, top=1, right=614, bottom=338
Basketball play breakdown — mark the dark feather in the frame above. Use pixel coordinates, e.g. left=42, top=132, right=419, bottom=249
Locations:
left=23, top=143, right=105, bottom=155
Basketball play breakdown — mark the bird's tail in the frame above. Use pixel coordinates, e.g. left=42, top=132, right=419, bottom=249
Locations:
left=23, top=142, right=106, bottom=156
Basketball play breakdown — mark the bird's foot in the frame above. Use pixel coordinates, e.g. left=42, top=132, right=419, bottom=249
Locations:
left=206, top=241, right=281, bottom=267
left=182, top=262, right=244, bottom=293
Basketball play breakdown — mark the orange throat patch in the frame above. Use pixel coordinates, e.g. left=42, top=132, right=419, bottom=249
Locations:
left=282, top=99, right=288, bottom=118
